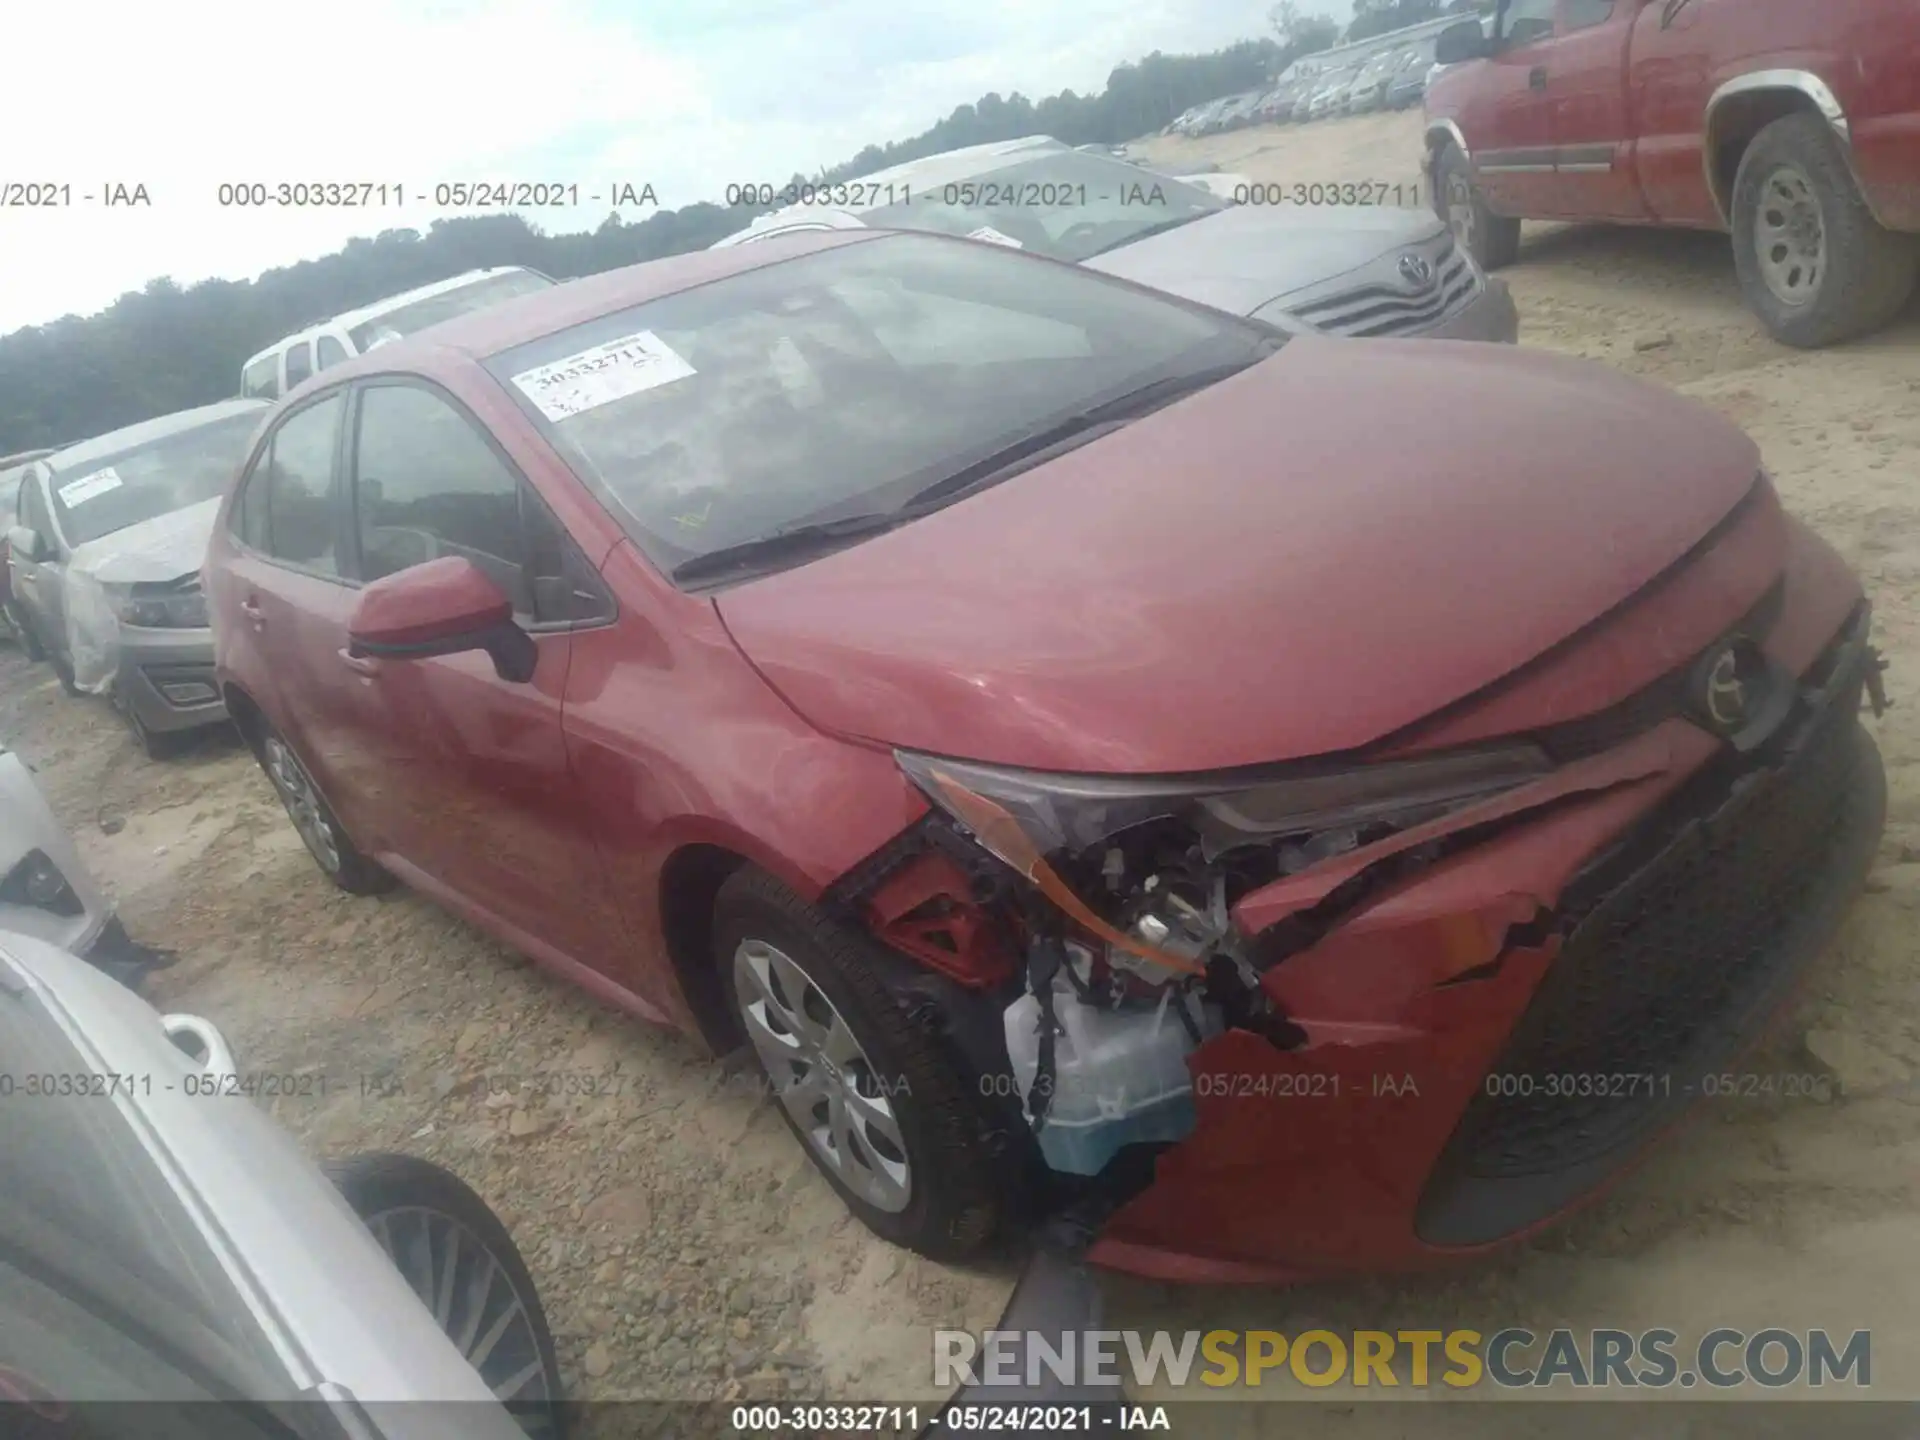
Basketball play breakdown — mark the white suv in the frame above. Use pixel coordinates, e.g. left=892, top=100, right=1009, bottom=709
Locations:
left=238, top=266, right=557, bottom=400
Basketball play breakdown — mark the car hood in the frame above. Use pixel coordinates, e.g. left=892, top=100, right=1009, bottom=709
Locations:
left=1083, top=203, right=1447, bottom=316
left=715, top=338, right=1765, bottom=774
left=66, top=495, right=219, bottom=585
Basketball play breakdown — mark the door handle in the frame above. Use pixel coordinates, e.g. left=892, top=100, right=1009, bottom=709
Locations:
left=337, top=648, right=380, bottom=678
left=1529, top=66, right=1548, bottom=91
left=239, top=597, right=265, bottom=631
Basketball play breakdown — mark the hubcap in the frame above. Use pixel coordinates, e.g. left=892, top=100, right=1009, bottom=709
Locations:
left=363, top=1205, right=556, bottom=1435
left=732, top=938, right=912, bottom=1213
left=1753, top=164, right=1826, bottom=306
left=263, top=736, right=341, bottom=874
left=1446, top=173, right=1477, bottom=254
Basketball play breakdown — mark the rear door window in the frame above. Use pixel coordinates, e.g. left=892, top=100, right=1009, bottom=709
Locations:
left=237, top=395, right=345, bottom=575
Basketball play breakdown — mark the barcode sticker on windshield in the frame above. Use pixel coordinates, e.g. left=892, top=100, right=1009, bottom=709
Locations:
left=511, top=331, right=696, bottom=422
left=57, top=467, right=124, bottom=507
left=966, top=225, right=1024, bottom=249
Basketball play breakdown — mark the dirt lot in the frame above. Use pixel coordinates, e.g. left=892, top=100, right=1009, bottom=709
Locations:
left=6, top=107, right=1920, bottom=1429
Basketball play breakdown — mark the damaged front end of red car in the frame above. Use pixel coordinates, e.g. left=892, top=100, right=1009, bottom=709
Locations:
left=822, top=486, right=1890, bottom=1282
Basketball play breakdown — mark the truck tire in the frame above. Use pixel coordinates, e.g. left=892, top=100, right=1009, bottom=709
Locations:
left=714, top=866, right=1001, bottom=1260
left=1436, top=143, right=1520, bottom=271
left=1731, top=113, right=1918, bottom=348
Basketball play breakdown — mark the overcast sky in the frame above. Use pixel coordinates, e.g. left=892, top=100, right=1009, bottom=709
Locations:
left=0, top=0, right=1358, bottom=336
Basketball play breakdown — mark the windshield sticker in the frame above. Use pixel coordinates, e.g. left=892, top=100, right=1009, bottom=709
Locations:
left=966, top=225, right=1025, bottom=249
left=57, top=467, right=124, bottom=507
left=511, top=331, right=697, bottom=422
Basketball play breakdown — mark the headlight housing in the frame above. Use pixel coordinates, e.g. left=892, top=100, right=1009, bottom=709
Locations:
left=116, top=582, right=208, bottom=629
left=895, top=743, right=1551, bottom=870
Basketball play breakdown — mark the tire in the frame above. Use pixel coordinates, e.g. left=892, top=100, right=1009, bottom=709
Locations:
left=1435, top=142, right=1521, bottom=271
left=257, top=721, right=395, bottom=894
left=715, top=867, right=1001, bottom=1260
left=7, top=603, right=44, bottom=662
left=1730, top=113, right=1918, bottom=349
left=48, top=645, right=82, bottom=697
left=324, top=1153, right=565, bottom=1438
left=121, top=692, right=190, bottom=761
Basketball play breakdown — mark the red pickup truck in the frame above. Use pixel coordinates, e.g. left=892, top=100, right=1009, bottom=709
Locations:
left=1422, top=0, right=1920, bottom=347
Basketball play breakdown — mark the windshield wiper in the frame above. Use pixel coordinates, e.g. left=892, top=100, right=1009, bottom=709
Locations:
left=671, top=511, right=904, bottom=584
left=896, top=358, right=1268, bottom=514
left=1084, top=212, right=1209, bottom=257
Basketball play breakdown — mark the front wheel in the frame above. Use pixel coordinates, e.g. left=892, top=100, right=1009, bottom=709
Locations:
left=1435, top=142, right=1520, bottom=271
left=325, top=1153, right=565, bottom=1437
left=715, top=867, right=1001, bottom=1259
left=257, top=724, right=395, bottom=894
left=1731, top=113, right=1918, bottom=348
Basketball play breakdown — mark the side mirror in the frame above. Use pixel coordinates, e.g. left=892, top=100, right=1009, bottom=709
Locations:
left=1433, top=19, right=1491, bottom=65
left=6, top=526, right=45, bottom=564
left=346, top=556, right=537, bottom=683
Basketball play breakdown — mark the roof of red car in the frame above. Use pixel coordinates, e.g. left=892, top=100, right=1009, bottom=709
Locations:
left=328, top=229, right=883, bottom=375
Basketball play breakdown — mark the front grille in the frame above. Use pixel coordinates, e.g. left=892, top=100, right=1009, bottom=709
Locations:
left=1289, top=242, right=1479, bottom=337
left=1416, top=611, right=1886, bottom=1244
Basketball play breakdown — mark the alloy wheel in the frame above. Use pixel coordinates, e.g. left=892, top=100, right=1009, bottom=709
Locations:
left=262, top=735, right=341, bottom=874
left=363, top=1205, right=558, bottom=1434
left=732, top=937, right=912, bottom=1213
left=1753, top=164, right=1827, bottom=307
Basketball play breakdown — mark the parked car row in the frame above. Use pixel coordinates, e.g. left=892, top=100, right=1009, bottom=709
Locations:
left=1165, top=39, right=1440, bottom=140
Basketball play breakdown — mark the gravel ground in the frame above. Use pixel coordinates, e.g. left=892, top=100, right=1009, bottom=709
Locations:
left=4, top=107, right=1919, bottom=1430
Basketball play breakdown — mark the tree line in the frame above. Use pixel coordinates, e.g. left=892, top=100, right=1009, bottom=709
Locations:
left=0, top=10, right=1476, bottom=452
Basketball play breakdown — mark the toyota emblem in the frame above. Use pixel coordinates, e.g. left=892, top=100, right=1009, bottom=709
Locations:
left=1703, top=647, right=1748, bottom=730
left=1398, top=253, right=1434, bottom=288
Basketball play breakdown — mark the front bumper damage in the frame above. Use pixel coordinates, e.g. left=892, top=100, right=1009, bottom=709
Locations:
left=1090, top=602, right=1884, bottom=1282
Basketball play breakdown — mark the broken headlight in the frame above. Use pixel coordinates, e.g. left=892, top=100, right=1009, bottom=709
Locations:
left=895, top=743, right=1553, bottom=869
left=116, top=582, right=207, bottom=629
left=895, top=743, right=1552, bottom=977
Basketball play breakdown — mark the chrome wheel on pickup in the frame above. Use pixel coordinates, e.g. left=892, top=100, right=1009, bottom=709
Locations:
left=1434, top=142, right=1520, bottom=271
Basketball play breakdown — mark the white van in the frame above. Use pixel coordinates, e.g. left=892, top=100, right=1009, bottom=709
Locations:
left=238, top=266, right=557, bottom=400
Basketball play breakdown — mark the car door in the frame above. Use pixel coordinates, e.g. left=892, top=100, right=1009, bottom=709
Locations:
left=1464, top=0, right=1565, bottom=214
left=1626, top=0, right=1743, bottom=225
left=220, top=392, right=398, bottom=850
left=10, top=469, right=65, bottom=652
left=1543, top=0, right=1652, bottom=218
left=340, top=378, right=633, bottom=978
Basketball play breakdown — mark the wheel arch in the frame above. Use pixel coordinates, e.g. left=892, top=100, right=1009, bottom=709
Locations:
left=1704, top=70, right=1878, bottom=228
left=657, top=841, right=754, bottom=1053
left=1424, top=118, right=1470, bottom=186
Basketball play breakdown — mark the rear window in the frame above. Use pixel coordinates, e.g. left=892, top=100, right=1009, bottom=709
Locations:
left=348, top=270, right=556, bottom=351
left=48, top=412, right=261, bottom=548
left=485, top=233, right=1274, bottom=577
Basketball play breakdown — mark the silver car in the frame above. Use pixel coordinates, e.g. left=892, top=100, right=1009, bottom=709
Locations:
left=7, top=400, right=265, bottom=756
left=712, top=138, right=1518, bottom=343
left=0, top=922, right=566, bottom=1436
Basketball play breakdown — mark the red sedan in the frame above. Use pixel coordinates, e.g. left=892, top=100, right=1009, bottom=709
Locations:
left=205, top=230, right=1887, bottom=1281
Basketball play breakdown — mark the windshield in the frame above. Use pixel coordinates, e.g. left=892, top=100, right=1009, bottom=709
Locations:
left=47, top=412, right=260, bottom=548
left=347, top=269, right=556, bottom=351
left=485, top=233, right=1276, bottom=580
left=858, top=152, right=1225, bottom=264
